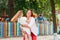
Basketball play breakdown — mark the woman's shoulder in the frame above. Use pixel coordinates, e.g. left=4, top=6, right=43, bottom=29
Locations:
left=31, top=17, right=35, bottom=20
left=31, top=17, right=34, bottom=18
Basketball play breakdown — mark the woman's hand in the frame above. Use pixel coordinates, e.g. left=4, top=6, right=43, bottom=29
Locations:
left=21, top=24, right=31, bottom=30
left=21, top=24, right=27, bottom=27
left=26, top=20, right=30, bottom=23
left=20, top=28, right=27, bottom=36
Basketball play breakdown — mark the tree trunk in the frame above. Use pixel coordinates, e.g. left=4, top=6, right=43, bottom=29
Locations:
left=50, top=0, right=57, bottom=33
left=8, top=0, right=14, bottom=20
left=3, top=8, right=6, bottom=16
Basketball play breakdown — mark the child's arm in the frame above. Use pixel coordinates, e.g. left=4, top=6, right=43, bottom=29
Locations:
left=11, top=12, right=20, bottom=22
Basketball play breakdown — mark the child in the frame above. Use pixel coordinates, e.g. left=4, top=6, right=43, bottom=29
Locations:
left=11, top=10, right=31, bottom=40
left=17, top=11, right=31, bottom=40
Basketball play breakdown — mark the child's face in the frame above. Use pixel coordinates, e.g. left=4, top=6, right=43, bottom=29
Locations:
left=19, top=12, right=23, bottom=17
left=20, top=13, right=23, bottom=17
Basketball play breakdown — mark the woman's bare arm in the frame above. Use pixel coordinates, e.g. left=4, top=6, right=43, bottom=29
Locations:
left=21, top=24, right=31, bottom=29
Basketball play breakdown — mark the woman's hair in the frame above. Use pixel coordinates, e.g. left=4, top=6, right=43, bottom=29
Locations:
left=26, top=10, right=34, bottom=17
left=0, top=17, right=1, bottom=21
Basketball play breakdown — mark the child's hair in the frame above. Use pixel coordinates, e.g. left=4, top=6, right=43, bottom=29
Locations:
left=11, top=10, right=23, bottom=22
left=16, top=10, right=23, bottom=17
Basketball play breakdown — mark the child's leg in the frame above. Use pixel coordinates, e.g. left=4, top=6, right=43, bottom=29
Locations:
left=21, top=28, right=31, bottom=40
left=24, top=33, right=28, bottom=40
left=27, top=34, right=32, bottom=40
left=22, top=31, right=28, bottom=40
left=23, top=32, right=32, bottom=40
left=21, top=29, right=28, bottom=40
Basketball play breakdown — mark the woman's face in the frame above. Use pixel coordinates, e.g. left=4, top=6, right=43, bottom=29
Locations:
left=26, top=10, right=32, bottom=17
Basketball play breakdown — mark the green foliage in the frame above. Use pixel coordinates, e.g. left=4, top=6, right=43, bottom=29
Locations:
left=0, top=0, right=60, bottom=20
left=54, top=0, right=60, bottom=10
left=0, top=0, right=8, bottom=15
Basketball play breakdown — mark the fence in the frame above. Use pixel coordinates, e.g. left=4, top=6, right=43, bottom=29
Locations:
left=0, top=22, right=60, bottom=38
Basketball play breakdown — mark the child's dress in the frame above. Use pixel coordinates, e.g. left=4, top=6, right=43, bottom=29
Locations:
left=18, top=17, right=31, bottom=35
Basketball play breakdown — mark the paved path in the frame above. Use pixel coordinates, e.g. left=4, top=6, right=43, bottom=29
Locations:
left=0, top=35, right=60, bottom=40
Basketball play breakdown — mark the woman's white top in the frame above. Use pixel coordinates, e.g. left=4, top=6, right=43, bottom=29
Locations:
left=18, top=17, right=31, bottom=35
left=28, top=17, right=38, bottom=36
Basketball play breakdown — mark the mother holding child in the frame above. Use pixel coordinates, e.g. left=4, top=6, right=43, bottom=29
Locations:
left=11, top=10, right=38, bottom=40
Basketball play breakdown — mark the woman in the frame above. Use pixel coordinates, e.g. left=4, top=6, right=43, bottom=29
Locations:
left=23, top=10, right=38, bottom=40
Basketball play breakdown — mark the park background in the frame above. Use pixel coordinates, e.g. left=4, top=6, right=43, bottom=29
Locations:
left=0, top=0, right=60, bottom=21
left=0, top=0, right=60, bottom=40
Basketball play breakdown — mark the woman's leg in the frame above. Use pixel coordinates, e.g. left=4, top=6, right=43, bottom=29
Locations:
left=31, top=32, right=37, bottom=40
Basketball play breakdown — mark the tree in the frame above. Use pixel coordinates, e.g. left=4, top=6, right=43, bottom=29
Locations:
left=0, top=0, right=8, bottom=15
left=0, top=0, right=60, bottom=20
left=50, top=0, right=57, bottom=33
left=2, top=0, right=7, bottom=16
left=8, top=0, right=14, bottom=20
